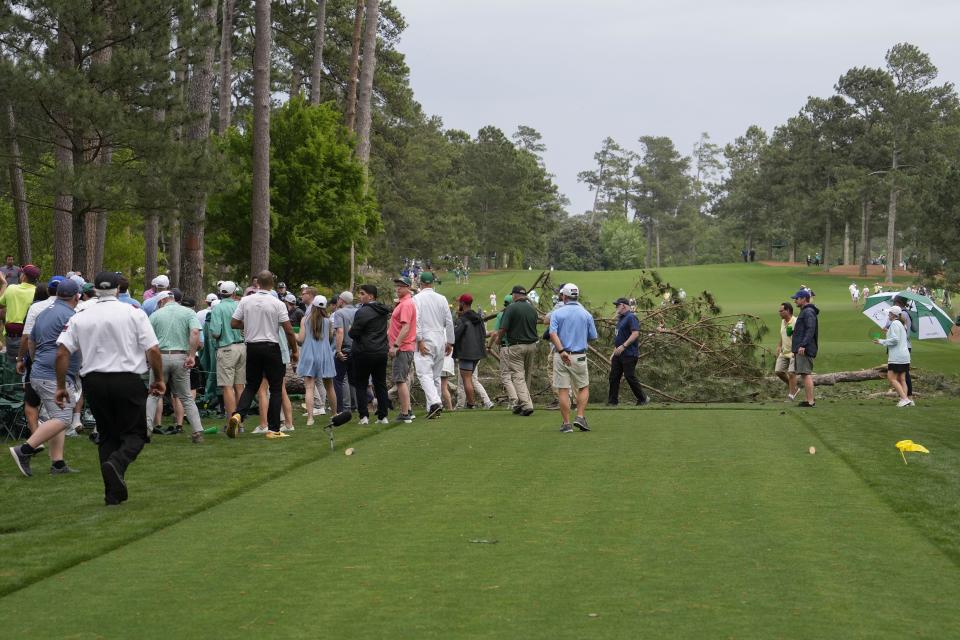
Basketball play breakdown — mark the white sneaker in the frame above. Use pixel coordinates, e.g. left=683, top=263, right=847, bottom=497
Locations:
left=896, top=399, right=911, bottom=408
left=786, top=392, right=798, bottom=402
left=358, top=417, right=369, bottom=425
left=317, top=407, right=327, bottom=416
left=483, top=401, right=495, bottom=409
left=306, top=418, right=314, bottom=426
left=280, top=425, right=295, bottom=432
left=252, top=426, right=269, bottom=434
left=376, top=418, right=390, bottom=425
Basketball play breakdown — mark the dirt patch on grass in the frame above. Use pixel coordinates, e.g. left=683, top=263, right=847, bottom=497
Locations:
left=758, top=261, right=917, bottom=278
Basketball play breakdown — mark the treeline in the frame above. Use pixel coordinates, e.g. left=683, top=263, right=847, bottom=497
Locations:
left=567, top=43, right=960, bottom=288
left=0, top=0, right=563, bottom=299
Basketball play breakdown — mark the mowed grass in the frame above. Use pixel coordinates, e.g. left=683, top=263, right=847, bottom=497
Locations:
left=2, top=402, right=960, bottom=638
left=442, top=263, right=960, bottom=376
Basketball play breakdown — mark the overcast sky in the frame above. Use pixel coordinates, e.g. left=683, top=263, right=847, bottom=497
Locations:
left=395, top=0, right=960, bottom=216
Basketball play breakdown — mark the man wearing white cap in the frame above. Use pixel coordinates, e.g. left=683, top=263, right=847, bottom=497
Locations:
left=412, top=271, right=454, bottom=420
left=141, top=275, right=170, bottom=316
left=548, top=283, right=598, bottom=433
left=332, top=291, right=359, bottom=412
left=209, top=281, right=245, bottom=427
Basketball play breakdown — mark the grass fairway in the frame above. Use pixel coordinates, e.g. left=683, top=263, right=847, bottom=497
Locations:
left=3, top=402, right=959, bottom=638
left=446, top=263, right=959, bottom=376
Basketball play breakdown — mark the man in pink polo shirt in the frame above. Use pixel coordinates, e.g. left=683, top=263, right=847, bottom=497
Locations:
left=388, top=276, right=417, bottom=423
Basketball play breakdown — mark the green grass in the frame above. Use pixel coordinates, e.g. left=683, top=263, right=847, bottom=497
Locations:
left=440, top=263, right=960, bottom=376
left=2, top=401, right=960, bottom=638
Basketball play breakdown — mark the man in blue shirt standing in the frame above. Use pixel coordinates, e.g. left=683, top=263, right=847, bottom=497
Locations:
left=607, top=297, right=648, bottom=406
left=548, top=283, right=598, bottom=433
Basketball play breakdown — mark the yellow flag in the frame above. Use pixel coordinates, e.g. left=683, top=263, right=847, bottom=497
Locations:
left=895, top=440, right=930, bottom=464
left=895, top=440, right=930, bottom=453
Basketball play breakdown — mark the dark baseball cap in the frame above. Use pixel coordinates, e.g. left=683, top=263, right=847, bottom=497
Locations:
left=458, top=293, right=474, bottom=304
left=393, top=276, right=412, bottom=287
left=93, top=271, right=120, bottom=290
left=171, top=287, right=184, bottom=302
left=419, top=271, right=435, bottom=284
left=56, top=278, right=80, bottom=298
left=22, top=264, right=40, bottom=279
left=613, top=297, right=631, bottom=306
left=511, top=285, right=527, bottom=295
left=790, top=289, right=811, bottom=300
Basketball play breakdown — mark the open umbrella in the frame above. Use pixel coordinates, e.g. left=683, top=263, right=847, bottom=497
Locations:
left=862, top=291, right=954, bottom=340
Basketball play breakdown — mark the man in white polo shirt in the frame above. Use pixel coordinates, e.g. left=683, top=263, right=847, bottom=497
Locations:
left=54, top=271, right=165, bottom=506
left=227, top=270, right=298, bottom=439
left=413, top=271, right=454, bottom=420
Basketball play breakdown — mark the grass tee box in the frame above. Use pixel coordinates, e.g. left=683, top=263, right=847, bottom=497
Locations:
left=2, top=404, right=959, bottom=638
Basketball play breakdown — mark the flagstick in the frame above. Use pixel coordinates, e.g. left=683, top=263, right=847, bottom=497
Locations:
left=900, top=449, right=908, bottom=465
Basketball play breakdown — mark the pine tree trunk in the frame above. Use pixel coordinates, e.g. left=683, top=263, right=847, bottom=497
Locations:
left=169, top=215, right=181, bottom=285
left=310, top=0, right=326, bottom=105
left=218, top=0, right=236, bottom=133
left=886, top=187, right=898, bottom=284
left=290, top=66, right=302, bottom=98
left=145, top=213, right=159, bottom=289
left=5, top=103, right=31, bottom=264
left=345, top=0, right=364, bottom=132
left=645, top=221, right=654, bottom=267
left=354, top=0, right=380, bottom=164
left=842, top=220, right=850, bottom=266
left=788, top=240, right=796, bottom=263
left=250, top=0, right=272, bottom=277
left=182, top=0, right=217, bottom=301
left=859, top=198, right=870, bottom=278
left=53, top=28, right=75, bottom=275
left=822, top=214, right=831, bottom=272
left=87, top=38, right=113, bottom=277
left=655, top=225, right=661, bottom=268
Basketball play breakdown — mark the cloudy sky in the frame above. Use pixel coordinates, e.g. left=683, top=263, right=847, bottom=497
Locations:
left=395, top=0, right=959, bottom=215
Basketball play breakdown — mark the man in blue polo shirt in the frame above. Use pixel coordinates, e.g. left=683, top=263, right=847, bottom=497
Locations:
left=548, top=283, right=598, bottom=433
left=608, top=296, right=648, bottom=406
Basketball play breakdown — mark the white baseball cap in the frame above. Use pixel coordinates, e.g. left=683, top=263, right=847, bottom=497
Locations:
left=560, top=283, right=579, bottom=298
left=284, top=293, right=297, bottom=304
left=219, top=280, right=237, bottom=296
left=152, top=274, right=170, bottom=288
left=154, top=291, right=173, bottom=303
left=888, top=305, right=902, bottom=316
left=205, top=293, right=218, bottom=304
left=339, top=291, right=354, bottom=304
left=312, top=295, right=328, bottom=308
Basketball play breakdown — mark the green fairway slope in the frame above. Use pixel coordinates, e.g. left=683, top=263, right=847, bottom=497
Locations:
left=2, top=405, right=959, bottom=639
left=444, top=263, right=959, bottom=376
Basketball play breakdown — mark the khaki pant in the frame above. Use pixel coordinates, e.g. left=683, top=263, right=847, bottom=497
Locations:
left=498, top=346, right=518, bottom=406
left=506, top=342, right=536, bottom=410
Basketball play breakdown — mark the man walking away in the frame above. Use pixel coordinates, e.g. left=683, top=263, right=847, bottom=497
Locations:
left=548, top=283, right=598, bottom=432
left=790, top=289, right=819, bottom=408
left=141, top=275, right=170, bottom=316
left=209, top=281, right=245, bottom=430
left=775, top=302, right=798, bottom=401
left=55, top=271, right=165, bottom=506
left=0, top=263, right=40, bottom=365
left=607, top=297, right=648, bottom=406
left=227, top=271, right=298, bottom=438
left=333, top=291, right=359, bottom=412
left=413, top=271, right=454, bottom=420
left=9, top=279, right=82, bottom=477
left=490, top=285, right=539, bottom=416
left=389, top=276, right=417, bottom=423
left=489, top=294, right=518, bottom=411
left=146, top=290, right=206, bottom=443
left=349, top=284, right=391, bottom=425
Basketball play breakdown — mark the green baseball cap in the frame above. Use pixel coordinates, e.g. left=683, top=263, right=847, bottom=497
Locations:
left=503, top=295, right=512, bottom=305
left=420, top=271, right=435, bottom=284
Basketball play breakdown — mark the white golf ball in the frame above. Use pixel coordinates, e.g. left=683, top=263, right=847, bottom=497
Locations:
left=808, top=446, right=816, bottom=455
left=345, top=447, right=355, bottom=456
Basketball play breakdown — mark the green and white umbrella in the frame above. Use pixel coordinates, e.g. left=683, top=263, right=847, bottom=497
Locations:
left=863, top=290, right=955, bottom=340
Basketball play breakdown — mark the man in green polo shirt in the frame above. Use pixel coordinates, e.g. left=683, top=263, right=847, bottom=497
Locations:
left=489, top=285, right=540, bottom=416
left=208, top=281, right=246, bottom=426
left=0, top=263, right=40, bottom=365
left=489, top=294, right=518, bottom=411
left=146, top=289, right=205, bottom=442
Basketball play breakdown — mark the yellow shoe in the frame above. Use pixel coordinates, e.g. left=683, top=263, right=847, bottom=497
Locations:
left=265, top=430, right=290, bottom=439
left=226, top=413, right=241, bottom=439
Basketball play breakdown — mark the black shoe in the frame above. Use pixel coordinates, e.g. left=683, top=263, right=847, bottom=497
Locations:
left=101, top=460, right=128, bottom=503
left=605, top=402, right=619, bottom=407
left=574, top=416, right=590, bottom=432
left=427, top=403, right=443, bottom=420
left=174, top=425, right=184, bottom=434
left=512, top=405, right=523, bottom=414
left=9, top=446, right=32, bottom=477
left=636, top=397, right=650, bottom=406
left=798, top=401, right=816, bottom=408
left=560, top=423, right=574, bottom=433
left=521, top=408, right=535, bottom=416
left=89, top=431, right=101, bottom=445
left=465, top=404, right=475, bottom=410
